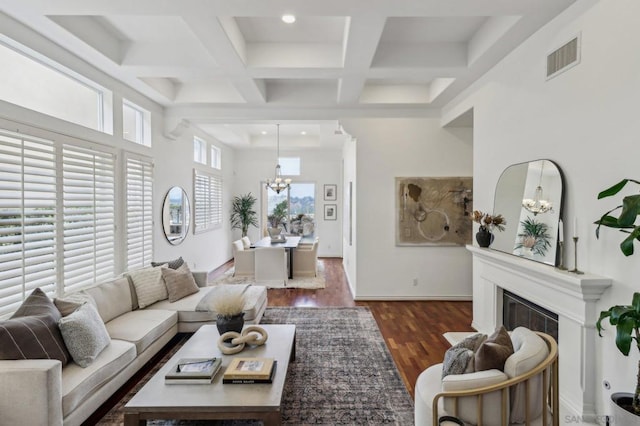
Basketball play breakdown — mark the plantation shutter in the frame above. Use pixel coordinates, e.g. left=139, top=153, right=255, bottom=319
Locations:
left=125, top=154, right=154, bottom=269
left=0, top=129, right=57, bottom=316
left=193, top=169, right=222, bottom=233
left=62, top=144, right=115, bottom=292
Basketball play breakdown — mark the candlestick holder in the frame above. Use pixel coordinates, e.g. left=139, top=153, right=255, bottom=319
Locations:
left=568, top=236, right=584, bottom=274
left=556, top=241, right=567, bottom=270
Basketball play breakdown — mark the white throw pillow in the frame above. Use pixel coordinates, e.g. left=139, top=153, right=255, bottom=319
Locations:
left=128, top=265, right=167, bottom=308
left=58, top=303, right=111, bottom=368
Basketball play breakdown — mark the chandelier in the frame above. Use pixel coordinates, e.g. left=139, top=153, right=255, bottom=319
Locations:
left=522, top=162, right=553, bottom=215
left=265, top=124, right=291, bottom=194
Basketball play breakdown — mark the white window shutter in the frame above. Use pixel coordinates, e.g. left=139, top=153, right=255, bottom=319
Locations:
left=125, top=154, right=154, bottom=269
left=193, top=169, right=222, bottom=233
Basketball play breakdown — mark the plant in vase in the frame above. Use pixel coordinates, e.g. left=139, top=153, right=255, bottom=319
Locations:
left=472, top=210, right=506, bottom=247
left=230, top=193, right=258, bottom=237
left=211, top=290, right=246, bottom=335
left=594, top=178, right=640, bottom=420
left=514, top=216, right=552, bottom=256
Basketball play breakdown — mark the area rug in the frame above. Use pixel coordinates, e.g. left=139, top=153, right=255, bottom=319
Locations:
left=209, top=262, right=326, bottom=289
left=97, top=307, right=414, bottom=425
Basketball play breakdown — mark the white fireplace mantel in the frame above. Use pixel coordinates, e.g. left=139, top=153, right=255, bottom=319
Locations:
left=466, top=245, right=612, bottom=422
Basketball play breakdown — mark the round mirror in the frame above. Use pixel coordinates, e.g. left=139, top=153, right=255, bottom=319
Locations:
left=491, top=159, right=564, bottom=266
left=162, top=186, right=190, bottom=245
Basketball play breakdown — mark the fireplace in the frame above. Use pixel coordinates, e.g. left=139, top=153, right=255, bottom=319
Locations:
left=467, top=245, right=611, bottom=423
left=503, top=290, right=558, bottom=341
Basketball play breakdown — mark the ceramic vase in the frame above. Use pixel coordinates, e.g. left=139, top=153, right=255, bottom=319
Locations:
left=475, top=228, right=494, bottom=248
left=216, top=312, right=245, bottom=335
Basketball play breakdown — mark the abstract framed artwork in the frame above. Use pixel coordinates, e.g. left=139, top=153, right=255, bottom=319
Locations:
left=396, top=176, right=473, bottom=246
left=324, top=204, right=337, bottom=220
left=324, top=184, right=337, bottom=201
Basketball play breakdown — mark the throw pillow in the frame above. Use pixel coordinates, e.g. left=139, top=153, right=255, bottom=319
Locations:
left=475, top=325, right=514, bottom=372
left=53, top=299, right=84, bottom=317
left=151, top=256, right=184, bottom=270
left=58, top=303, right=111, bottom=368
left=162, top=263, right=200, bottom=303
left=0, top=288, right=71, bottom=366
left=442, top=333, right=487, bottom=378
left=128, top=265, right=167, bottom=308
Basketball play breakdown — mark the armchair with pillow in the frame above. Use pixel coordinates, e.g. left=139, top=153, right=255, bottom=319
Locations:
left=415, top=326, right=559, bottom=426
left=232, top=239, right=255, bottom=277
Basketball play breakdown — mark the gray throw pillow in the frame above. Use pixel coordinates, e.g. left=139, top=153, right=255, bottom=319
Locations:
left=151, top=256, right=184, bottom=270
left=162, top=263, right=200, bottom=302
left=58, top=303, right=111, bottom=368
left=475, top=325, right=514, bottom=372
left=0, top=288, right=72, bottom=366
left=442, top=333, right=487, bottom=378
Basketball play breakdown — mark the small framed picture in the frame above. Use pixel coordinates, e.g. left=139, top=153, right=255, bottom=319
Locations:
left=324, top=184, right=337, bottom=201
left=324, top=204, right=337, bottom=220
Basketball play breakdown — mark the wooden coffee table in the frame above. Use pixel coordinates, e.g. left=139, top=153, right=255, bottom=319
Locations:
left=123, top=324, right=296, bottom=425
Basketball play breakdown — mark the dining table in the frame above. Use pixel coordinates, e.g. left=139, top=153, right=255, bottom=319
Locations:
left=251, top=236, right=301, bottom=279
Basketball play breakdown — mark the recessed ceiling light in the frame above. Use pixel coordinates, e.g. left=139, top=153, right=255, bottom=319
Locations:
left=300, top=131, right=307, bottom=135
left=261, top=131, right=267, bottom=135
left=281, top=14, right=296, bottom=24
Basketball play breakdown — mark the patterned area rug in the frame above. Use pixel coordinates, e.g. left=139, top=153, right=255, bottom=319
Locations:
left=97, top=307, right=414, bottom=425
left=209, top=262, right=326, bottom=289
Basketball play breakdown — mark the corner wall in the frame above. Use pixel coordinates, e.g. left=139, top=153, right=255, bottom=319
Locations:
left=443, top=0, right=640, bottom=417
left=342, top=117, right=473, bottom=300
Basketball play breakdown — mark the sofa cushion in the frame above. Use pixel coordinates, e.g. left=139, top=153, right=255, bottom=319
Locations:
left=0, top=288, right=71, bottom=366
left=105, top=309, right=177, bottom=354
left=442, top=332, right=487, bottom=378
left=151, top=256, right=184, bottom=270
left=162, top=264, right=199, bottom=302
left=128, top=265, right=167, bottom=308
left=83, top=277, right=133, bottom=322
left=475, top=325, right=514, bottom=372
left=58, top=303, right=111, bottom=368
left=61, top=339, right=136, bottom=417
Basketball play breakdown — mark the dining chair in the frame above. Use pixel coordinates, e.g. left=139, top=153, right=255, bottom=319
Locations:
left=254, top=247, right=287, bottom=287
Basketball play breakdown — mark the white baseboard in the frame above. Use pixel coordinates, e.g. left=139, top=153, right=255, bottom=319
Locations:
left=354, top=295, right=472, bottom=301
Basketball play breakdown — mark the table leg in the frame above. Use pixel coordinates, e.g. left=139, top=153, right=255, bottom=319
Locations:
left=263, top=411, right=282, bottom=426
left=124, top=413, right=145, bottom=426
left=287, top=248, right=293, bottom=279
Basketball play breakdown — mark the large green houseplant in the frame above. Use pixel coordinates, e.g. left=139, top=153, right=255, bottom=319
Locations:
left=230, top=193, right=258, bottom=237
left=595, top=178, right=640, bottom=417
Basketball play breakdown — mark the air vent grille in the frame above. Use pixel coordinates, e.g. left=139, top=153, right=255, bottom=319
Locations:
left=546, top=36, right=579, bottom=79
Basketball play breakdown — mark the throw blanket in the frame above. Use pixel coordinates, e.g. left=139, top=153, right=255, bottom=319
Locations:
left=195, top=284, right=251, bottom=312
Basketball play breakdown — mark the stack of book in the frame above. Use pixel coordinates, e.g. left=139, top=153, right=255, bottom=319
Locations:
left=222, top=357, right=277, bottom=384
left=164, top=357, right=221, bottom=384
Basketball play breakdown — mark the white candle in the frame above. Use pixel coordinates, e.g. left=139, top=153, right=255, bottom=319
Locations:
left=573, top=217, right=578, bottom=238
left=558, top=219, right=564, bottom=242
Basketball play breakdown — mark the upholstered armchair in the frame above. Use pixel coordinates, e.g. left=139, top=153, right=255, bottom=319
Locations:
left=232, top=239, right=255, bottom=277
left=254, top=247, right=287, bottom=287
left=292, top=238, right=319, bottom=277
left=414, top=327, right=558, bottom=426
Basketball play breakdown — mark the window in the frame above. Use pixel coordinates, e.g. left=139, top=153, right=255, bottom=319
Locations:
left=62, top=144, right=116, bottom=293
left=278, top=157, right=300, bottom=176
left=193, top=170, right=222, bottom=233
left=211, top=145, right=222, bottom=169
left=263, top=182, right=315, bottom=236
left=193, top=137, right=207, bottom=164
left=125, top=154, right=154, bottom=270
left=0, top=126, right=117, bottom=316
left=0, top=38, right=112, bottom=133
left=123, top=100, right=151, bottom=146
left=0, top=130, right=57, bottom=316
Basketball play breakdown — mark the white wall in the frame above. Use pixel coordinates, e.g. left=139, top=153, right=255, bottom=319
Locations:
left=232, top=148, right=343, bottom=257
left=443, top=0, right=640, bottom=416
left=342, top=137, right=357, bottom=295
left=342, top=118, right=474, bottom=300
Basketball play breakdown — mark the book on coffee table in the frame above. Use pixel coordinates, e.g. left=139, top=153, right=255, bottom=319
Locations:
left=223, top=360, right=277, bottom=384
left=165, top=357, right=221, bottom=384
left=222, top=357, right=275, bottom=383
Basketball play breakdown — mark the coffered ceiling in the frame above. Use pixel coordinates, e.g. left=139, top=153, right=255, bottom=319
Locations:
left=0, top=0, right=576, bottom=148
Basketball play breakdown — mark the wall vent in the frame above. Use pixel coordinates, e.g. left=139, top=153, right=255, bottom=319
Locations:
left=546, top=35, right=580, bottom=80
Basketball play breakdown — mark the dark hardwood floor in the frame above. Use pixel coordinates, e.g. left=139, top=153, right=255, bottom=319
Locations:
left=211, top=257, right=474, bottom=398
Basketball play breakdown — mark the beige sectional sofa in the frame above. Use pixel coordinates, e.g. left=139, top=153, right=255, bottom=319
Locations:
left=0, top=266, right=267, bottom=426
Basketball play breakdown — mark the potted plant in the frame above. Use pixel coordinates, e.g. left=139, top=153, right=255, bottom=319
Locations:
left=268, top=200, right=288, bottom=232
left=594, top=178, right=640, bottom=422
left=514, top=216, right=552, bottom=256
left=472, top=210, right=506, bottom=247
left=230, top=193, right=258, bottom=237
left=212, top=290, right=246, bottom=335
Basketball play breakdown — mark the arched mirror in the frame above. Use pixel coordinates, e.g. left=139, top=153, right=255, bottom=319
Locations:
left=491, top=159, right=564, bottom=266
left=162, top=186, right=190, bottom=245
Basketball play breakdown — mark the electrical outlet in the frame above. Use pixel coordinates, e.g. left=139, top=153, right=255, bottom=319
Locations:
left=412, top=278, right=418, bottom=286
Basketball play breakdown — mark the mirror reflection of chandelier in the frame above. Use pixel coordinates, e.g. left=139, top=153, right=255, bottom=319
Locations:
left=522, top=162, right=553, bottom=215
left=265, top=124, right=291, bottom=194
